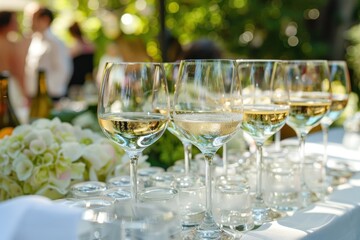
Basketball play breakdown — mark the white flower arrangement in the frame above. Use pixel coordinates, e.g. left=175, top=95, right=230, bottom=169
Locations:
left=0, top=118, right=149, bottom=200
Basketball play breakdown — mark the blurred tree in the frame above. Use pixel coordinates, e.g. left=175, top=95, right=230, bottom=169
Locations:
left=37, top=0, right=360, bottom=167
left=43, top=0, right=359, bottom=64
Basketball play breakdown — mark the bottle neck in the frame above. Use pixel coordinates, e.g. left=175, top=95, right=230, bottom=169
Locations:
left=0, top=78, right=20, bottom=128
left=38, top=73, right=48, bottom=95
left=0, top=79, right=10, bottom=103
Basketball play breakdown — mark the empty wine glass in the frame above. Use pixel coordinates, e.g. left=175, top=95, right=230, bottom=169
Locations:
left=284, top=60, right=331, bottom=208
left=237, top=59, right=289, bottom=225
left=173, top=59, right=242, bottom=239
left=321, top=60, right=351, bottom=190
left=164, top=62, right=193, bottom=174
left=97, top=62, right=170, bottom=200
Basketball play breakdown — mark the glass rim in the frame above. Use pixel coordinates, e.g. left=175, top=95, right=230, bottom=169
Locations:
left=328, top=60, right=348, bottom=65
left=236, top=59, right=283, bottom=63
left=179, top=58, right=236, bottom=63
left=104, top=61, right=164, bottom=66
left=282, top=59, right=328, bottom=63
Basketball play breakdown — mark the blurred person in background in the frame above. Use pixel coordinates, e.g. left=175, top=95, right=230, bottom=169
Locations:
left=96, top=35, right=150, bottom=87
left=96, top=41, right=123, bottom=88
left=181, top=38, right=222, bottom=60
left=25, top=2, right=72, bottom=102
left=164, top=30, right=183, bottom=62
left=0, top=11, right=29, bottom=123
left=67, top=21, right=95, bottom=93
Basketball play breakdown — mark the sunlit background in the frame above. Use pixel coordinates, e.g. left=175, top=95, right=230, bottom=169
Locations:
left=58, top=0, right=360, bottom=102
left=2, top=0, right=360, bottom=169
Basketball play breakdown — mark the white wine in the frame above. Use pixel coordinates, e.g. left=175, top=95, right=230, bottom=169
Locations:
left=98, top=112, right=168, bottom=151
left=321, top=94, right=348, bottom=126
left=241, top=105, right=289, bottom=143
left=287, top=100, right=330, bottom=133
left=173, top=112, right=242, bottom=151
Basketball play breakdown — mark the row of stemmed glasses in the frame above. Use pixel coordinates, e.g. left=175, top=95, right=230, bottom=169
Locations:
left=97, top=60, right=243, bottom=239
left=261, top=60, right=350, bottom=199
left=96, top=59, right=349, bottom=239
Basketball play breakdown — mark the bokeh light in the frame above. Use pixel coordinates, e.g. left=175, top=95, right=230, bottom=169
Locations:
left=288, top=36, right=299, bottom=47
left=120, top=13, right=143, bottom=35
left=87, top=0, right=99, bottom=11
left=304, top=8, right=320, bottom=20
left=239, top=31, right=253, bottom=44
left=285, top=22, right=298, bottom=37
left=135, top=0, right=147, bottom=11
left=168, top=2, right=179, bottom=13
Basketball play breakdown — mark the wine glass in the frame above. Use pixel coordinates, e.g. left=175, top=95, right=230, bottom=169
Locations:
left=97, top=62, right=170, bottom=200
left=284, top=60, right=331, bottom=208
left=320, top=60, right=351, bottom=189
left=237, top=59, right=289, bottom=225
left=164, top=62, right=193, bottom=174
left=173, top=59, right=242, bottom=239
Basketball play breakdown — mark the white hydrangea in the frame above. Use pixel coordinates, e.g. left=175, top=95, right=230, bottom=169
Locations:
left=0, top=118, right=126, bottom=201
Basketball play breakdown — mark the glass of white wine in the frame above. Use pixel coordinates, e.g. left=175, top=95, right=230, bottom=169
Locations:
left=321, top=60, right=351, bottom=189
left=237, top=59, right=289, bottom=225
left=97, top=62, right=170, bottom=200
left=284, top=60, right=331, bottom=208
left=164, top=62, right=193, bottom=174
left=173, top=59, right=242, bottom=239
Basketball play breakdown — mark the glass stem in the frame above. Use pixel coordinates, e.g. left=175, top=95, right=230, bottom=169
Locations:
left=322, top=125, right=329, bottom=167
left=197, top=153, right=220, bottom=236
left=255, top=143, right=264, bottom=202
left=183, top=142, right=192, bottom=174
left=322, top=124, right=330, bottom=192
left=130, top=155, right=138, bottom=201
left=298, top=132, right=308, bottom=191
left=222, top=143, right=228, bottom=175
left=204, top=153, right=214, bottom=219
left=274, top=131, right=281, bottom=152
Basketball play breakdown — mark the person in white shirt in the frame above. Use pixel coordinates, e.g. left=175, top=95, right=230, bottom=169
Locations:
left=25, top=3, right=72, bottom=101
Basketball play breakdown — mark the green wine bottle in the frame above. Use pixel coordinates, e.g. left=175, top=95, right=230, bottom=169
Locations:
left=29, top=69, right=53, bottom=122
left=0, top=71, right=20, bottom=138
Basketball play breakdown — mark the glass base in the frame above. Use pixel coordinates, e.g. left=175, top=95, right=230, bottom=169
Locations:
left=252, top=206, right=282, bottom=226
left=182, top=227, right=238, bottom=240
left=181, top=209, right=206, bottom=227
left=271, top=205, right=299, bottom=217
left=299, top=189, right=321, bottom=209
left=221, top=222, right=254, bottom=232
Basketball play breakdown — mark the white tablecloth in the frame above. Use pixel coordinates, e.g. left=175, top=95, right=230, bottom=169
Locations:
left=243, top=128, right=360, bottom=240
left=243, top=174, right=360, bottom=240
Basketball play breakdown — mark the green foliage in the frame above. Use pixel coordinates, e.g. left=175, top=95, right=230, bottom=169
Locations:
left=166, top=0, right=329, bottom=59
left=346, top=24, right=360, bottom=107
left=46, top=0, right=331, bottom=63
left=143, top=130, right=200, bottom=169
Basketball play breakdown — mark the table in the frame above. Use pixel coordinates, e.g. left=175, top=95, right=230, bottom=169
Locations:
left=2, top=128, right=359, bottom=240
left=243, top=128, right=360, bottom=240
